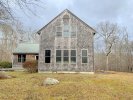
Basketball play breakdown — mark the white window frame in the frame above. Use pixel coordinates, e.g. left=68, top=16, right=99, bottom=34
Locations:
left=71, top=25, right=77, bottom=38
left=56, top=50, right=62, bottom=63
left=70, top=49, right=77, bottom=64
left=63, top=50, right=69, bottom=64
left=81, top=49, right=88, bottom=64
left=55, top=49, right=77, bottom=64
left=63, top=24, right=70, bottom=38
left=56, top=26, right=62, bottom=37
left=62, top=14, right=70, bottom=38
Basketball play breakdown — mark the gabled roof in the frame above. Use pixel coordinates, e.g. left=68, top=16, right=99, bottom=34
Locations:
left=13, top=43, right=39, bottom=54
left=37, top=9, right=96, bottom=34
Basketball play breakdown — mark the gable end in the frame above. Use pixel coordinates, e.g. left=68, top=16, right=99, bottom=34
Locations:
left=37, top=9, right=96, bottom=35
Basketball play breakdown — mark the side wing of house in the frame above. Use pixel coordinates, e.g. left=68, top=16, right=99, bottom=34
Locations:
left=38, top=9, right=96, bottom=72
left=12, top=43, right=39, bottom=68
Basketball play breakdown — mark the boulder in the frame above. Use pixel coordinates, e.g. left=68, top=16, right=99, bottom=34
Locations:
left=0, top=71, right=12, bottom=79
left=43, top=78, right=59, bottom=85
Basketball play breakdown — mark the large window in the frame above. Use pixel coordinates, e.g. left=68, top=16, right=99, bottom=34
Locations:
left=56, top=50, right=61, bottom=63
left=45, top=50, right=51, bottom=63
left=82, top=50, right=88, bottom=63
left=56, top=15, right=77, bottom=38
left=63, top=50, right=69, bottom=63
left=56, top=50, right=76, bottom=64
left=71, top=50, right=76, bottom=63
left=18, top=54, right=26, bottom=63
left=56, top=26, right=62, bottom=37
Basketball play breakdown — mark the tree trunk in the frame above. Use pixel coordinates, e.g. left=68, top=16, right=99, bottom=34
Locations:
left=106, top=55, right=109, bottom=71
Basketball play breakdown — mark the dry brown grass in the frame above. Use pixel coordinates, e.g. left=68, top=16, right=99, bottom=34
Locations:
left=0, top=71, right=133, bottom=100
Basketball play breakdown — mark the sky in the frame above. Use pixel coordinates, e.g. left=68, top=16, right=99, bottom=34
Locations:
left=12, top=0, right=133, bottom=40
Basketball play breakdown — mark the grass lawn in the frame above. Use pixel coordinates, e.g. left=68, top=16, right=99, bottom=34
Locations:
left=0, top=71, right=133, bottom=100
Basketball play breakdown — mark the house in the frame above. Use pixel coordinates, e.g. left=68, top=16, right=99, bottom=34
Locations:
left=37, top=9, right=96, bottom=72
left=12, top=43, right=39, bottom=68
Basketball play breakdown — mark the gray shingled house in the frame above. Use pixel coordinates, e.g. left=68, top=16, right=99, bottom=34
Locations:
left=37, top=9, right=96, bottom=72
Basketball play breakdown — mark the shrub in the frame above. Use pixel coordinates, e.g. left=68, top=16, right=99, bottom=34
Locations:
left=0, top=61, right=12, bottom=68
left=23, top=60, right=38, bottom=73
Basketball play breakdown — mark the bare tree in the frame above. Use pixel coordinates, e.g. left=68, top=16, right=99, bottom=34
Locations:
left=0, top=0, right=44, bottom=22
left=0, top=23, right=17, bottom=61
left=97, top=21, right=119, bottom=71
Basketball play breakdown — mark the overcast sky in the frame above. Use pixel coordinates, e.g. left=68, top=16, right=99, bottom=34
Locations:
left=13, top=0, right=133, bottom=40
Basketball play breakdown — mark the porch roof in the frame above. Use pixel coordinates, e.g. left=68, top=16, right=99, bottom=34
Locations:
left=13, top=43, right=39, bottom=54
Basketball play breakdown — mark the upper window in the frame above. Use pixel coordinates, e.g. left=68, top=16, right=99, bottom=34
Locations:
left=82, top=50, right=88, bottom=63
left=63, top=14, right=69, bottom=25
left=56, top=26, right=62, bottom=37
left=63, top=24, right=70, bottom=37
left=71, top=26, right=76, bottom=37
left=45, top=50, right=51, bottom=63
left=63, top=15, right=70, bottom=37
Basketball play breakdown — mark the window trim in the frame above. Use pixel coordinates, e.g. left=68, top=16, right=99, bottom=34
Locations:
left=56, top=26, right=62, bottom=37
left=71, top=25, right=77, bottom=38
left=55, top=49, right=77, bottom=64
left=63, top=14, right=70, bottom=25
left=63, top=50, right=69, bottom=64
left=56, top=50, right=62, bottom=63
left=70, top=50, right=77, bottom=64
left=62, top=14, right=70, bottom=38
left=63, top=24, right=70, bottom=38
left=45, top=50, right=51, bottom=63
left=81, top=49, right=88, bottom=64
left=18, top=54, right=26, bottom=63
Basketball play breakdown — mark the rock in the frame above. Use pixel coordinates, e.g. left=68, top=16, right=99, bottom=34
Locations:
left=0, top=72, right=12, bottom=79
left=43, top=78, right=59, bottom=85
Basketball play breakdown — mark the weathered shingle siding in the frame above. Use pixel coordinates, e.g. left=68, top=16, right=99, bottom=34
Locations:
left=38, top=11, right=94, bottom=72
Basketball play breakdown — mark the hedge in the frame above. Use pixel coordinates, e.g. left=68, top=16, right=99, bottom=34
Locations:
left=0, top=61, right=12, bottom=68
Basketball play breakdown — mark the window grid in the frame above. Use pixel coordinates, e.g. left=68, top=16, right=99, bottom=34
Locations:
left=56, top=50, right=76, bottom=64
left=82, top=50, right=88, bottom=64
left=71, top=25, right=76, bottom=37
left=56, top=26, right=62, bottom=37
left=71, top=50, right=76, bottom=63
left=63, top=50, right=69, bottom=63
left=45, top=50, right=51, bottom=63
left=18, top=54, right=26, bottom=63
left=56, top=50, right=62, bottom=63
